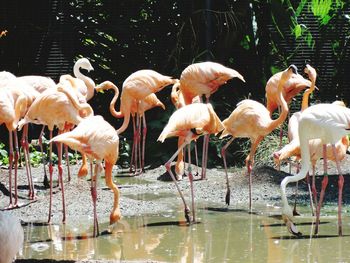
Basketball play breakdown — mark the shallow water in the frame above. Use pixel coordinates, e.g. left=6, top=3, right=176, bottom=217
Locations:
left=19, top=203, right=350, bottom=262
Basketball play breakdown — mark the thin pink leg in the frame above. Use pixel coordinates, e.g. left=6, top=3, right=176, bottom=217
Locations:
left=315, top=144, right=328, bottom=235
left=7, top=130, right=14, bottom=208
left=248, top=160, right=252, bottom=211
left=221, top=137, right=235, bottom=206
left=90, top=162, right=99, bottom=237
left=130, top=115, right=136, bottom=173
left=292, top=162, right=301, bottom=216
left=187, top=144, right=196, bottom=222
left=56, top=134, right=66, bottom=223
left=38, top=126, right=49, bottom=187
left=137, top=115, right=142, bottom=174
left=201, top=134, right=209, bottom=180
left=65, top=145, right=71, bottom=182
left=141, top=114, right=147, bottom=172
left=13, top=130, right=20, bottom=207
left=48, top=130, right=54, bottom=223
left=193, top=141, right=199, bottom=176
left=21, top=124, right=35, bottom=199
left=310, top=165, right=317, bottom=215
left=164, top=133, right=193, bottom=223
left=331, top=144, right=344, bottom=236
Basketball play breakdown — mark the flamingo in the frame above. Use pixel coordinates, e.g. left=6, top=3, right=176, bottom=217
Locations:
left=265, top=67, right=315, bottom=115
left=158, top=103, right=224, bottom=223
left=16, top=74, right=57, bottom=187
left=178, top=61, right=245, bottom=179
left=18, top=57, right=95, bottom=184
left=95, top=80, right=165, bottom=173
left=0, top=211, right=24, bottom=263
left=170, top=81, right=201, bottom=179
left=50, top=115, right=120, bottom=237
left=17, top=84, right=93, bottom=223
left=265, top=66, right=315, bottom=145
left=0, top=71, right=16, bottom=87
left=98, top=70, right=176, bottom=172
left=0, top=78, right=39, bottom=208
left=280, top=103, right=350, bottom=236
left=57, top=57, right=95, bottom=179
left=220, top=65, right=297, bottom=209
left=273, top=64, right=318, bottom=214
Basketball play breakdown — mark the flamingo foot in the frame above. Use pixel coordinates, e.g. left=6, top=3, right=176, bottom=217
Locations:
left=43, top=174, right=50, bottom=189
left=28, top=191, right=37, bottom=201
left=282, top=214, right=302, bottom=236
left=292, top=205, right=300, bottom=216
left=5, top=203, right=18, bottom=210
left=225, top=189, right=231, bottom=206
left=184, top=206, right=192, bottom=223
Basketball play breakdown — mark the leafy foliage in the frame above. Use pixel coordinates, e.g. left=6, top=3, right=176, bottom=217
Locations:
left=0, top=143, right=9, bottom=166
left=2, top=0, right=350, bottom=169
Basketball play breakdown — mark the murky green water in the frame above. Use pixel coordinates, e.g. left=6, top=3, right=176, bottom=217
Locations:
left=18, top=203, right=350, bottom=262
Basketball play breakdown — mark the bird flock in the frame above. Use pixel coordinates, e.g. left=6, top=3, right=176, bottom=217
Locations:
left=1, top=59, right=349, bottom=260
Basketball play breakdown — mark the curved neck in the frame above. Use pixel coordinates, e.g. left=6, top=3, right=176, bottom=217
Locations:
left=96, top=81, right=122, bottom=118
left=301, top=77, right=315, bottom=111
left=74, top=65, right=95, bottom=101
left=267, top=82, right=289, bottom=133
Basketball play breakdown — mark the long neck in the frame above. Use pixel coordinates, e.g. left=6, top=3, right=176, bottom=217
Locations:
left=74, top=65, right=95, bottom=101
left=301, top=77, right=315, bottom=111
left=280, top=136, right=310, bottom=209
left=96, top=81, right=123, bottom=119
left=267, top=82, right=289, bottom=133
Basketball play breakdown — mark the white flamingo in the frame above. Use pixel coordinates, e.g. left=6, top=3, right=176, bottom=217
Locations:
left=0, top=211, right=24, bottom=263
left=280, top=103, right=350, bottom=236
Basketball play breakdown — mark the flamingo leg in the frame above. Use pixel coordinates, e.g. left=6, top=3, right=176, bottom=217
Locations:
left=315, top=144, right=328, bottom=235
left=56, top=133, right=66, bottom=223
left=64, top=145, right=71, bottom=181
left=193, top=141, right=199, bottom=176
left=48, top=130, right=54, bottom=223
left=164, top=133, right=193, bottom=223
left=39, top=126, right=49, bottom=188
left=331, top=144, right=344, bottom=236
left=278, top=105, right=283, bottom=148
left=187, top=143, right=196, bottom=222
left=21, top=124, right=35, bottom=199
left=137, top=114, right=142, bottom=174
left=201, top=134, right=209, bottom=180
left=246, top=136, right=263, bottom=211
left=129, top=115, right=137, bottom=174
left=292, top=181, right=299, bottom=216
left=7, top=130, right=15, bottom=208
left=310, top=165, right=317, bottom=216
left=141, top=114, right=147, bottom=172
left=175, top=137, right=185, bottom=180
left=13, top=130, right=20, bottom=207
left=220, top=137, right=235, bottom=206
left=292, top=162, right=301, bottom=216
left=90, top=161, right=99, bottom=237
left=78, top=154, right=88, bottom=178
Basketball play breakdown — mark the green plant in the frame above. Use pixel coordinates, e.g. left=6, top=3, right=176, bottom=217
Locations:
left=237, top=111, right=289, bottom=168
left=0, top=143, right=9, bottom=166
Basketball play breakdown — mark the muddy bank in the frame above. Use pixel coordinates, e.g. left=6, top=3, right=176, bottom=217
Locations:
left=1, top=156, right=350, bottom=262
left=2, top=157, right=350, bottom=224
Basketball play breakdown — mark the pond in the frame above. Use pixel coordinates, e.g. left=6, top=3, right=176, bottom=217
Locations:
left=19, top=202, right=350, bottom=262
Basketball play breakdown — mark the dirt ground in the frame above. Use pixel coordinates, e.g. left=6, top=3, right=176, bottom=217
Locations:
left=1, top=155, right=350, bottom=263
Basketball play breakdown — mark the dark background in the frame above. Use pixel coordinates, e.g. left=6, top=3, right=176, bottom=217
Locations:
left=1, top=0, right=350, bottom=167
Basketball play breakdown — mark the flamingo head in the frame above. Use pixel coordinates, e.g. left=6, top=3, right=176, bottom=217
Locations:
left=288, top=64, right=298, bottom=74
left=282, top=205, right=302, bottom=237
left=77, top=57, right=94, bottom=72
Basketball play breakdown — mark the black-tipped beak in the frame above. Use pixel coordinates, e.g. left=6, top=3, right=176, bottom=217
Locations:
left=289, top=64, right=298, bottom=74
